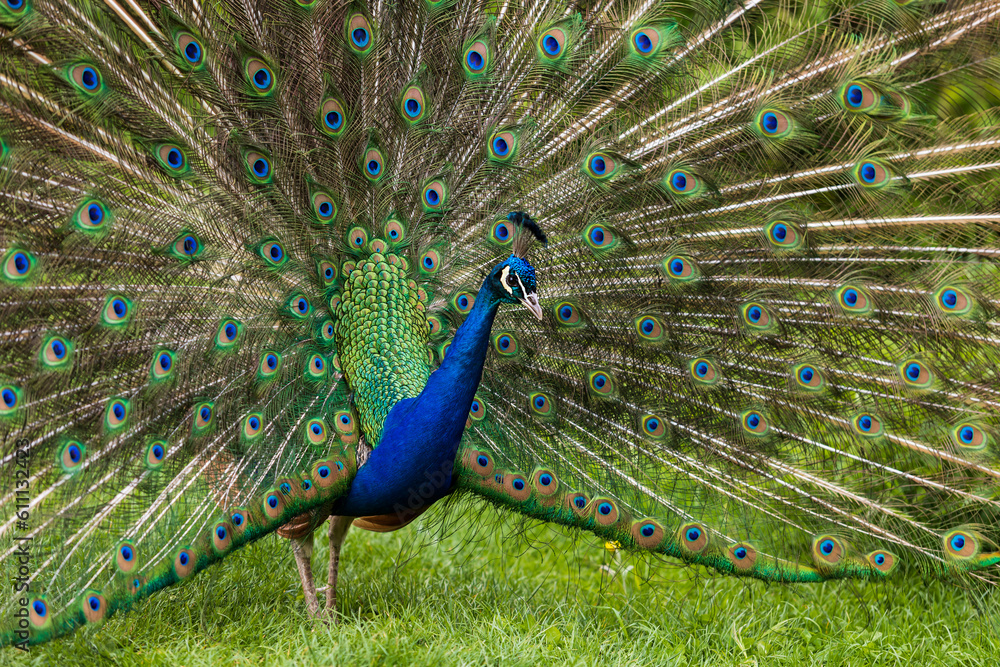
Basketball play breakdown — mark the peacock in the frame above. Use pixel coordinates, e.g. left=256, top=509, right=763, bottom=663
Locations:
left=2, top=0, right=1000, bottom=648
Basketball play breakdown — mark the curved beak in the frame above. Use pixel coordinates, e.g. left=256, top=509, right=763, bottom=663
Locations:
left=521, top=292, right=543, bottom=321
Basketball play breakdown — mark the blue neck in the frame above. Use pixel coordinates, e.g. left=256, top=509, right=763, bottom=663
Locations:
left=333, top=279, right=500, bottom=517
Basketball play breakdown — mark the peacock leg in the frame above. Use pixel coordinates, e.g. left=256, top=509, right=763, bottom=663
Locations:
left=325, top=514, right=354, bottom=618
left=290, top=535, right=320, bottom=617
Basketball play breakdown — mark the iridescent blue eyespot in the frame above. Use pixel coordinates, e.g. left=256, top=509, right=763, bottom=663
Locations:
left=67, top=443, right=81, bottom=463
left=216, top=526, right=227, bottom=540
left=318, top=465, right=330, bottom=478
left=941, top=290, right=958, bottom=308
left=539, top=474, right=552, bottom=486
left=498, top=335, right=511, bottom=350
left=820, top=539, right=834, bottom=555
left=253, top=157, right=269, bottom=178
left=88, top=596, right=101, bottom=611
left=325, top=110, right=343, bottom=130
left=120, top=545, right=133, bottom=561
left=266, top=354, right=277, bottom=369
left=574, top=496, right=586, bottom=508
left=512, top=478, right=525, bottom=491
left=960, top=426, right=974, bottom=443
left=405, top=98, right=421, bottom=118
left=279, top=482, right=291, bottom=495
left=590, top=156, right=606, bottom=175
left=951, top=535, right=965, bottom=551
left=598, top=502, right=612, bottom=515
left=860, top=163, right=877, bottom=183
left=152, top=444, right=164, bottom=459
left=112, top=403, right=125, bottom=420
left=686, top=527, right=701, bottom=542
left=906, top=363, right=920, bottom=381
left=367, top=160, right=380, bottom=176
left=672, top=172, right=687, bottom=190
left=634, top=31, right=652, bottom=53
left=874, top=553, right=885, bottom=565
left=184, top=41, right=201, bottom=63
left=733, top=546, right=747, bottom=560
left=458, top=295, right=469, bottom=310
left=467, top=50, right=483, bottom=70
left=761, top=112, right=779, bottom=134
left=179, top=551, right=189, bottom=566
left=232, top=512, right=244, bottom=526
left=253, top=67, right=271, bottom=90
left=589, top=227, right=605, bottom=245
left=267, top=495, right=278, bottom=508
left=33, top=600, right=46, bottom=617
left=1, top=388, right=16, bottom=408
left=477, top=455, right=489, bottom=467
left=641, top=524, right=655, bottom=537
left=199, top=406, right=210, bottom=421
left=352, top=27, right=369, bottom=48
left=12, top=252, right=28, bottom=274
left=80, top=67, right=99, bottom=90
left=771, top=223, right=787, bottom=242
left=543, top=35, right=560, bottom=55
left=846, top=85, right=863, bottom=107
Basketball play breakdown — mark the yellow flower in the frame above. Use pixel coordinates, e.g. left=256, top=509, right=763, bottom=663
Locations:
left=604, top=540, right=621, bottom=553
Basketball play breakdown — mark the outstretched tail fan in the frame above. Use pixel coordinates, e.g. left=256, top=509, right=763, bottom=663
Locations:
left=1, top=0, right=999, bottom=647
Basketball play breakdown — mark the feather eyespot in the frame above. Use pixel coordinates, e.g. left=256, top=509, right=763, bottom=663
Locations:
left=587, top=370, right=615, bottom=397
left=150, top=350, right=175, bottom=380
left=663, top=255, right=699, bottom=282
left=952, top=423, right=989, bottom=451
left=943, top=529, right=979, bottom=560
left=553, top=301, right=584, bottom=327
left=216, top=319, right=241, bottom=348
left=582, top=223, right=618, bottom=252
left=867, top=550, right=896, bottom=575
left=727, top=543, right=757, bottom=571
left=40, top=334, right=73, bottom=369
left=156, top=144, right=189, bottom=176
left=312, top=191, right=337, bottom=223
left=933, top=285, right=973, bottom=316
left=593, top=498, right=620, bottom=526
left=145, top=440, right=166, bottom=469
left=584, top=152, right=618, bottom=180
left=422, top=180, right=447, bottom=210
left=468, top=397, right=486, bottom=422
left=384, top=219, right=405, bottom=242
left=3, top=0, right=28, bottom=16
left=740, top=302, right=775, bottom=331
left=105, top=397, right=130, bottom=430
left=630, top=27, right=661, bottom=56
left=464, top=40, right=490, bottom=75
left=419, top=249, right=440, bottom=274
left=533, top=469, right=559, bottom=496
left=171, top=233, right=202, bottom=259
left=492, top=332, right=518, bottom=357
left=72, top=198, right=110, bottom=233
left=841, top=81, right=878, bottom=112
left=538, top=27, right=566, bottom=59
left=193, top=402, right=214, bottom=433
left=3, top=247, right=36, bottom=281
left=634, top=315, right=664, bottom=342
left=174, top=547, right=196, bottom=579
left=401, top=85, right=427, bottom=123
left=212, top=521, right=233, bottom=553
left=306, top=354, right=326, bottom=378
left=347, top=227, right=368, bottom=250
left=452, top=290, right=474, bottom=314
left=115, top=541, right=137, bottom=573
left=792, top=363, right=825, bottom=392
left=69, top=63, right=102, bottom=94
left=689, top=358, right=719, bottom=386
left=854, top=160, right=891, bottom=188
left=288, top=294, right=311, bottom=319
left=243, top=413, right=263, bottom=440
left=363, top=148, right=384, bottom=181
left=488, top=132, right=516, bottom=162
left=764, top=220, right=804, bottom=251
left=177, top=34, right=203, bottom=66
left=58, top=440, right=86, bottom=473
left=529, top=391, right=553, bottom=417
left=665, top=168, right=702, bottom=195
left=640, top=414, right=666, bottom=439
left=632, top=519, right=665, bottom=548
left=259, top=351, right=281, bottom=378
left=852, top=412, right=884, bottom=438
left=246, top=59, right=274, bottom=94
left=244, top=150, right=272, bottom=184
left=755, top=109, right=792, bottom=138
left=812, top=535, right=845, bottom=565
left=833, top=284, right=873, bottom=315
left=81, top=590, right=108, bottom=624
left=899, top=359, right=933, bottom=389
left=0, top=385, right=21, bottom=415
left=319, top=98, right=346, bottom=136
left=678, top=523, right=710, bottom=555
left=741, top=409, right=770, bottom=436
left=347, top=14, right=374, bottom=55
left=319, top=319, right=335, bottom=343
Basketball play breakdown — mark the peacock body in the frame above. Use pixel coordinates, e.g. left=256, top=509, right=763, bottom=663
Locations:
left=2, top=0, right=1000, bottom=648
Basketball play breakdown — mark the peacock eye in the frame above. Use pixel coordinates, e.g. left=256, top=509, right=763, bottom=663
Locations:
left=506, top=274, right=518, bottom=287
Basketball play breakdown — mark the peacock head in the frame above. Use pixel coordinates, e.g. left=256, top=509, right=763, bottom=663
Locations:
left=487, top=212, right=547, bottom=320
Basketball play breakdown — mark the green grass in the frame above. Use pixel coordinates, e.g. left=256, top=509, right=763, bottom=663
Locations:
left=3, top=500, right=997, bottom=667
